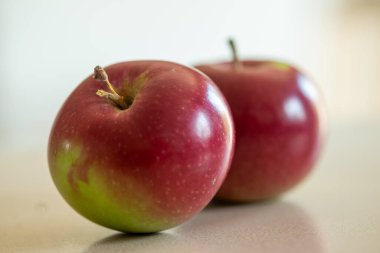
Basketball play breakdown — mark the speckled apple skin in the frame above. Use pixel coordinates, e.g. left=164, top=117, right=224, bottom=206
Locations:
left=48, top=61, right=234, bottom=233
left=196, top=61, right=326, bottom=202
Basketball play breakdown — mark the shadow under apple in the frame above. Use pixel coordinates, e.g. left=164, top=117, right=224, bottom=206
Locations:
left=83, top=201, right=325, bottom=253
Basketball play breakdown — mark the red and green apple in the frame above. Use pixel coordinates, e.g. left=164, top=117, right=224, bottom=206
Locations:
left=48, top=60, right=234, bottom=233
left=195, top=40, right=326, bottom=202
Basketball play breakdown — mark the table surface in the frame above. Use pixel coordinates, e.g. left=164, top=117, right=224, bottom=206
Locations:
left=1, top=123, right=380, bottom=253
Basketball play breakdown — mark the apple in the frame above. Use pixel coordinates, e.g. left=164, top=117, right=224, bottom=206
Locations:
left=195, top=40, right=326, bottom=202
left=48, top=60, right=234, bottom=233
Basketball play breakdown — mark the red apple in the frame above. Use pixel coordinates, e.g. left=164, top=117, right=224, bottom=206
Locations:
left=195, top=40, right=326, bottom=202
left=48, top=61, right=234, bottom=233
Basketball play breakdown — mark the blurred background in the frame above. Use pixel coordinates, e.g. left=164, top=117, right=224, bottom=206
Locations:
left=0, top=0, right=379, bottom=152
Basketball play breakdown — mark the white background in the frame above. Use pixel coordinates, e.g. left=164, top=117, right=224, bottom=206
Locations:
left=1, top=0, right=379, bottom=151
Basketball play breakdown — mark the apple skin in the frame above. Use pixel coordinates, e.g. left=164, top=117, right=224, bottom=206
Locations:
left=48, top=61, right=234, bottom=233
left=196, top=61, right=326, bottom=202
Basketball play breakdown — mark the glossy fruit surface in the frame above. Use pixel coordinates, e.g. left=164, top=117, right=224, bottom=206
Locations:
left=48, top=61, right=234, bottom=232
left=196, top=61, right=326, bottom=201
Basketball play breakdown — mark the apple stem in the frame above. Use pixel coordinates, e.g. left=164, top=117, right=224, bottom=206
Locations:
left=228, top=38, right=242, bottom=70
left=93, top=66, right=128, bottom=109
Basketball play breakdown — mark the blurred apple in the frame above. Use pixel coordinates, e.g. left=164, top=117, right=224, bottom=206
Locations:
left=195, top=40, right=326, bottom=201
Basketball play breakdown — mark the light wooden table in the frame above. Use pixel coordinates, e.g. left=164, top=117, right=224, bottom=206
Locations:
left=1, top=123, right=379, bottom=253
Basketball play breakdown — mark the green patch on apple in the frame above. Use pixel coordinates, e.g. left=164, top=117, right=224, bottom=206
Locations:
left=120, top=71, right=150, bottom=107
left=51, top=142, right=173, bottom=233
left=272, top=62, right=291, bottom=71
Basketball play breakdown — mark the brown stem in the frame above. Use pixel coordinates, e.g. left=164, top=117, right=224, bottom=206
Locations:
left=228, top=38, right=242, bottom=70
left=93, top=66, right=128, bottom=109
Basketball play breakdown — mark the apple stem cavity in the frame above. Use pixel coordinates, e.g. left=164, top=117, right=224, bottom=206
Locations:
left=228, top=38, right=242, bottom=70
left=93, top=66, right=128, bottom=109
